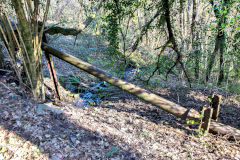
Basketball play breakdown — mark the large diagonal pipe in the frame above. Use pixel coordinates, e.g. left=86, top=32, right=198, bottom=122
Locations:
left=42, top=42, right=240, bottom=139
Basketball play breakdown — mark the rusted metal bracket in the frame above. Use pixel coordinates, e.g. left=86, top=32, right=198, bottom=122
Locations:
left=45, top=51, right=61, bottom=100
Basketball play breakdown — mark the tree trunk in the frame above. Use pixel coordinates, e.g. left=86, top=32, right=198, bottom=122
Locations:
left=206, top=28, right=226, bottom=84
left=217, top=32, right=225, bottom=85
left=206, top=33, right=220, bottom=83
left=191, top=0, right=200, bottom=81
left=206, top=0, right=228, bottom=84
left=0, top=13, right=16, bottom=60
left=164, top=0, right=191, bottom=87
left=11, top=0, right=45, bottom=101
left=194, top=50, right=200, bottom=80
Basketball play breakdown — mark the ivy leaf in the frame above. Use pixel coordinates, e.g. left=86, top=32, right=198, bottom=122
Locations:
left=236, top=97, right=240, bottom=102
left=221, top=23, right=226, bottom=28
left=105, top=146, right=119, bottom=157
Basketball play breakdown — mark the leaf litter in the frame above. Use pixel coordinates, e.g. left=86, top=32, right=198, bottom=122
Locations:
left=0, top=74, right=240, bottom=159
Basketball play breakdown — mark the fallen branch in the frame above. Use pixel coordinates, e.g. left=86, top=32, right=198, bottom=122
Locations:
left=39, top=23, right=79, bottom=36
left=42, top=42, right=200, bottom=120
left=0, top=68, right=12, bottom=73
left=38, top=0, right=105, bottom=38
left=0, top=81, right=12, bottom=91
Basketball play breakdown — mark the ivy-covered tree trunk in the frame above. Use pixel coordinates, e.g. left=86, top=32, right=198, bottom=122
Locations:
left=206, top=32, right=221, bottom=83
left=218, top=32, right=225, bottom=85
left=206, top=0, right=228, bottom=85
left=191, top=0, right=200, bottom=81
left=206, top=30, right=225, bottom=85
left=194, top=50, right=200, bottom=80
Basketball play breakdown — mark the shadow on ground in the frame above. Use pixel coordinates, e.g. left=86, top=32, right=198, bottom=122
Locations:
left=98, top=85, right=240, bottom=132
left=0, top=81, right=142, bottom=159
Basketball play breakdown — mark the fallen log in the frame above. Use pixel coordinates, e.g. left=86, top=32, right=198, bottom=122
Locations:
left=38, top=18, right=92, bottom=36
left=42, top=42, right=200, bottom=120
left=41, top=42, right=240, bottom=140
left=39, top=1, right=105, bottom=37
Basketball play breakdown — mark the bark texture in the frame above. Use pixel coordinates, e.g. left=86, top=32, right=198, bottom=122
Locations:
left=11, top=0, right=46, bottom=101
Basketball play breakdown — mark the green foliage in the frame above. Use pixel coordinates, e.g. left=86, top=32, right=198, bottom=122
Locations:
left=0, top=146, right=7, bottom=153
left=228, top=83, right=240, bottom=93
left=102, top=1, right=131, bottom=51
left=149, top=78, right=160, bottom=88
left=236, top=96, right=240, bottom=101
left=207, top=95, right=213, bottom=102
left=69, top=75, right=81, bottom=84
left=185, top=119, right=198, bottom=125
left=156, top=15, right=166, bottom=27
left=158, top=56, right=175, bottom=75
left=179, top=0, right=187, bottom=12
left=105, top=146, right=119, bottom=158
left=49, top=0, right=239, bottom=90
left=101, top=0, right=147, bottom=54
left=195, top=128, right=207, bottom=138
left=211, top=0, right=239, bottom=33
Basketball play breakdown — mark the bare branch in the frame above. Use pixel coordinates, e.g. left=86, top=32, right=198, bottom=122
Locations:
left=131, top=9, right=161, bottom=52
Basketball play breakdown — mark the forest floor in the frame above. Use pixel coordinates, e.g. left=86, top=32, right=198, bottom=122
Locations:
left=0, top=35, right=240, bottom=160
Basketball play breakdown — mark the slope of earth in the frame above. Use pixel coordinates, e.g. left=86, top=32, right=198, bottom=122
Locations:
left=43, top=34, right=240, bottom=131
left=1, top=34, right=240, bottom=159
left=0, top=75, right=240, bottom=159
